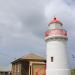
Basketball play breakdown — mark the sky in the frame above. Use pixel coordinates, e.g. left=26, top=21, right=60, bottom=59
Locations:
left=0, top=0, right=75, bottom=70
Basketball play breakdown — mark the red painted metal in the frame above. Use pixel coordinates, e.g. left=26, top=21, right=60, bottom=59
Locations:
left=45, top=29, right=67, bottom=37
left=48, top=17, right=62, bottom=25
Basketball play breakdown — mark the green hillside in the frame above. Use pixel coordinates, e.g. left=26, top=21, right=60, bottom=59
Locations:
left=71, top=69, right=75, bottom=75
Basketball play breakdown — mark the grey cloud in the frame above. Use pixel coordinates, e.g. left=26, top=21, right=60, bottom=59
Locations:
left=0, top=0, right=75, bottom=70
left=0, top=0, right=47, bottom=69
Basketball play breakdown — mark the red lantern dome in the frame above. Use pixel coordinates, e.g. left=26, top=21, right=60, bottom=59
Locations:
left=48, top=17, right=62, bottom=26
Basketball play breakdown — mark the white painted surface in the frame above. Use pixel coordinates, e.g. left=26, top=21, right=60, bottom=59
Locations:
left=46, top=39, right=71, bottom=75
left=46, top=69, right=71, bottom=75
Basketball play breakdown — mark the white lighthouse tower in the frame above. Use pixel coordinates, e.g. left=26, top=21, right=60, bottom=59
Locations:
left=45, top=17, right=71, bottom=75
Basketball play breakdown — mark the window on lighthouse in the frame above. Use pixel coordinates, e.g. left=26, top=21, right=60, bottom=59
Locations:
left=51, top=57, right=54, bottom=62
left=49, top=23, right=63, bottom=29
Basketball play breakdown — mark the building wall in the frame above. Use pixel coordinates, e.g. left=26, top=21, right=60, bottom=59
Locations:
left=0, top=72, right=11, bottom=75
left=12, top=61, right=29, bottom=75
left=21, top=61, right=29, bottom=75
left=12, top=62, right=21, bottom=75
left=12, top=60, right=46, bottom=75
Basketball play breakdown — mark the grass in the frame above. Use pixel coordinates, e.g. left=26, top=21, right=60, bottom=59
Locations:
left=71, top=69, right=75, bottom=75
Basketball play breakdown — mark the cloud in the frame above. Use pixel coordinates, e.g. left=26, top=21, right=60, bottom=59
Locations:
left=0, top=0, right=75, bottom=70
left=0, top=0, right=48, bottom=70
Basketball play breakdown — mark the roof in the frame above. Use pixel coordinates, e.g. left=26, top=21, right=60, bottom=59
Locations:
left=22, top=53, right=45, bottom=60
left=0, top=71, right=10, bottom=72
left=11, top=53, right=46, bottom=63
left=48, top=17, right=62, bottom=25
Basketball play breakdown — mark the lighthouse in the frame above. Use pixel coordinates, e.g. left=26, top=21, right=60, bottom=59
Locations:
left=45, top=17, right=71, bottom=75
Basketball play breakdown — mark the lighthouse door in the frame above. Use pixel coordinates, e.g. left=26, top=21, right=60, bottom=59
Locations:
left=32, top=64, right=46, bottom=75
